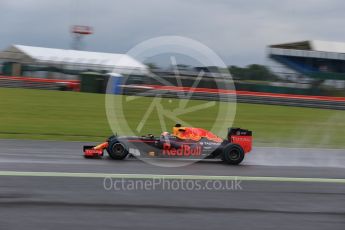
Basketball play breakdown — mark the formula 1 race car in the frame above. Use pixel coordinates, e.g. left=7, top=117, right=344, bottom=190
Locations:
left=83, top=124, right=252, bottom=165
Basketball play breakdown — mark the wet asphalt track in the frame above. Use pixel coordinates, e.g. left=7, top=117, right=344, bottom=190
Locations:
left=0, top=139, right=344, bottom=230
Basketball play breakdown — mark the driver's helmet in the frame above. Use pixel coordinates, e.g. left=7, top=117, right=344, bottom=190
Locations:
left=161, top=131, right=170, bottom=137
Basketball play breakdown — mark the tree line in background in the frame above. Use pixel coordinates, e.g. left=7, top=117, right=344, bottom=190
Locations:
left=146, top=62, right=280, bottom=82
left=227, top=64, right=279, bottom=81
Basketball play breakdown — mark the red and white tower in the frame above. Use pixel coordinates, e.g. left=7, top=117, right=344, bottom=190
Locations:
left=71, top=25, right=93, bottom=50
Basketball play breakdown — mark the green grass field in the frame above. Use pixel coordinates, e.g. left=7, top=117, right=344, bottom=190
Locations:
left=0, top=87, right=344, bottom=148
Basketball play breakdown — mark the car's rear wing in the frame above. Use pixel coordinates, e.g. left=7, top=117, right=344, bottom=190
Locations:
left=228, top=128, right=252, bottom=153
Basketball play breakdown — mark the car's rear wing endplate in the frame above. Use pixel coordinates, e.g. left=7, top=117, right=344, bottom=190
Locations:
left=228, top=128, right=252, bottom=153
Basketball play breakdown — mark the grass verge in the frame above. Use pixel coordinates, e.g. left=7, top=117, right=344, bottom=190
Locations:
left=0, top=87, right=344, bottom=148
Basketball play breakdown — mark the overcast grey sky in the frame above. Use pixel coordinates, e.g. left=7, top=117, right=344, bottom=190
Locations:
left=1, top=0, right=345, bottom=66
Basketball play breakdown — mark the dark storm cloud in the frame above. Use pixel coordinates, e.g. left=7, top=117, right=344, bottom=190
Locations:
left=1, top=0, right=344, bottom=66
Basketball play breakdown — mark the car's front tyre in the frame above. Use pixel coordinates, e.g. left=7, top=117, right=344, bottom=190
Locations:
left=107, top=141, right=128, bottom=160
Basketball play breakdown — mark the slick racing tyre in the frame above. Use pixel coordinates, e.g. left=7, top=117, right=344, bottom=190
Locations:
left=221, top=144, right=244, bottom=165
left=107, top=141, right=128, bottom=160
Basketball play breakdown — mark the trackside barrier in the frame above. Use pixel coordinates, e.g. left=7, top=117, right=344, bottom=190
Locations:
left=122, top=84, right=345, bottom=110
left=1, top=75, right=344, bottom=110
left=0, top=76, right=80, bottom=91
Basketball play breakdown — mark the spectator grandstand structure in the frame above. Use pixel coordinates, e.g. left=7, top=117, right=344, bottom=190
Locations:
left=267, top=40, right=345, bottom=89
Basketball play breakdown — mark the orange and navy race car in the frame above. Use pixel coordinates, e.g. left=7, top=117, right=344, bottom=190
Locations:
left=83, top=124, right=252, bottom=165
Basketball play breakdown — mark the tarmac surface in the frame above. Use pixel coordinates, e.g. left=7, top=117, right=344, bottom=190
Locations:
left=0, top=139, right=344, bottom=230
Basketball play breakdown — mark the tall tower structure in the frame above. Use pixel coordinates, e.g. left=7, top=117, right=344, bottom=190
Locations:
left=71, top=25, right=93, bottom=50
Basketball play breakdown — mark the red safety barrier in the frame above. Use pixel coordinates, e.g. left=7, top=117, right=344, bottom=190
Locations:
left=0, top=75, right=80, bottom=91
left=1, top=75, right=345, bottom=103
left=141, top=84, right=345, bottom=102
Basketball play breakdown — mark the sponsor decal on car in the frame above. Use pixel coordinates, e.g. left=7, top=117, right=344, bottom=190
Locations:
left=129, top=148, right=141, bottom=156
left=163, top=144, right=202, bottom=156
left=201, top=141, right=221, bottom=146
left=230, top=135, right=252, bottom=153
left=231, top=136, right=251, bottom=143
left=84, top=149, right=103, bottom=155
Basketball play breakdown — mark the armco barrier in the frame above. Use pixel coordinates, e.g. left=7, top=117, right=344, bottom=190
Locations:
left=0, top=76, right=80, bottom=91
left=122, top=84, right=345, bottom=110
left=1, top=75, right=344, bottom=110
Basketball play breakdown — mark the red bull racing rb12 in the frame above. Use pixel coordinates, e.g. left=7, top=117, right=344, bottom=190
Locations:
left=83, top=124, right=253, bottom=165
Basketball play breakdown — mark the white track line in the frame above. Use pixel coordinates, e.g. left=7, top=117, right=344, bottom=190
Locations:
left=0, top=171, right=344, bottom=184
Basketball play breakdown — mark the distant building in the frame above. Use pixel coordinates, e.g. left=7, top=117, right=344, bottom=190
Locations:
left=0, top=44, right=148, bottom=79
left=267, top=40, right=345, bottom=88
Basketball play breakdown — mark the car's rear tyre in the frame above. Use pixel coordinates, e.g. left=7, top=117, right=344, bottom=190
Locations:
left=221, top=144, right=244, bottom=165
left=107, top=141, right=128, bottom=160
